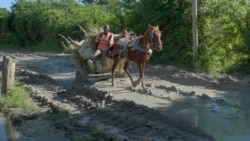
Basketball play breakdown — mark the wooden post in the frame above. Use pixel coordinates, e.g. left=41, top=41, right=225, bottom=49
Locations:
left=1, top=56, right=16, bottom=95
left=192, top=0, right=198, bottom=62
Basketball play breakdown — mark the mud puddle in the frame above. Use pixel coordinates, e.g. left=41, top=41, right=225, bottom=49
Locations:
left=158, top=92, right=250, bottom=141
left=0, top=113, right=19, bottom=141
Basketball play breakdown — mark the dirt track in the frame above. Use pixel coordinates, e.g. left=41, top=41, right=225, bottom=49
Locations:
left=1, top=49, right=250, bottom=141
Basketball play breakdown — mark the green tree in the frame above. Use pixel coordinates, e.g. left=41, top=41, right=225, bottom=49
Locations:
left=197, top=0, right=250, bottom=74
left=125, top=0, right=193, bottom=66
left=1, top=0, right=250, bottom=74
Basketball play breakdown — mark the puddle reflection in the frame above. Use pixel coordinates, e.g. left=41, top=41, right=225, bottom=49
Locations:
left=160, top=92, right=250, bottom=141
left=0, top=113, right=19, bottom=141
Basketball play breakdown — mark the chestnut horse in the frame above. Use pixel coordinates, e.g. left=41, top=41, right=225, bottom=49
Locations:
left=111, top=25, right=162, bottom=89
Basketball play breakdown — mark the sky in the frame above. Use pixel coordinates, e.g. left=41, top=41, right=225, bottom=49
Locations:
left=0, top=0, right=16, bottom=10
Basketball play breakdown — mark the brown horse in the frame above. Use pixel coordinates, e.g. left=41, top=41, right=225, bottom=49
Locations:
left=111, top=25, right=162, bottom=89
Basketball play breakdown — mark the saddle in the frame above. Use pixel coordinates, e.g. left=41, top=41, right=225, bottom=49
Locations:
left=109, top=37, right=152, bottom=58
left=109, top=38, right=132, bottom=57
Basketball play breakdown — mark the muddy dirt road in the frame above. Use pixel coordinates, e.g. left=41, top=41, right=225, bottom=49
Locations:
left=1, top=49, right=250, bottom=141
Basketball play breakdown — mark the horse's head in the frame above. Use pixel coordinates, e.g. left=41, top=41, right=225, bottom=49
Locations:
left=148, top=25, right=162, bottom=51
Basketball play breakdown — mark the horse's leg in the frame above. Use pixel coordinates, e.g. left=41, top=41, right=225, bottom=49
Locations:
left=123, top=61, right=136, bottom=87
left=111, top=58, right=121, bottom=86
left=140, top=63, right=146, bottom=89
left=117, top=59, right=125, bottom=77
left=134, top=62, right=145, bottom=88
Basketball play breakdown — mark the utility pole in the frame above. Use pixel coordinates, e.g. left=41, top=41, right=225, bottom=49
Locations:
left=192, top=0, right=198, bottom=62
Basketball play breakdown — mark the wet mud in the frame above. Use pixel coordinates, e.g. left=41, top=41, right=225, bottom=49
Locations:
left=0, top=49, right=249, bottom=141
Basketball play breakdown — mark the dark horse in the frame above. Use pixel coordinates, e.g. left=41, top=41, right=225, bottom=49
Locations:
left=111, top=25, right=162, bottom=89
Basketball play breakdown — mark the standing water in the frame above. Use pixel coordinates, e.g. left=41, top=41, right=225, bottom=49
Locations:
left=0, top=113, right=19, bottom=141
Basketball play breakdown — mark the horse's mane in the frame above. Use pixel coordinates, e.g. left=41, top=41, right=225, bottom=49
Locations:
left=142, top=25, right=159, bottom=37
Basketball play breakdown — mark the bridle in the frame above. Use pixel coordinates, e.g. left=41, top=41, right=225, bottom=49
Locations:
left=149, top=29, right=162, bottom=50
left=149, top=30, right=162, bottom=50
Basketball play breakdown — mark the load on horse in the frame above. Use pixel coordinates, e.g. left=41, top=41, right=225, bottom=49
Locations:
left=58, top=25, right=136, bottom=81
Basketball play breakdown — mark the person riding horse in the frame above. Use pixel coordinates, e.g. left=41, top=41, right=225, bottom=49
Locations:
left=120, top=29, right=129, bottom=40
left=92, top=25, right=114, bottom=72
left=109, top=29, right=130, bottom=57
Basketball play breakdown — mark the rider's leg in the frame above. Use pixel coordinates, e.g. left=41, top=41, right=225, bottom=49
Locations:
left=92, top=49, right=101, bottom=72
left=100, top=50, right=109, bottom=67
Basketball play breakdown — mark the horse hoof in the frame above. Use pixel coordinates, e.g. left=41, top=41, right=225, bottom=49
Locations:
left=142, top=86, right=151, bottom=93
left=112, top=82, right=116, bottom=87
left=138, top=87, right=150, bottom=94
left=145, top=89, right=151, bottom=94
left=142, top=88, right=151, bottom=94
left=132, top=82, right=138, bottom=87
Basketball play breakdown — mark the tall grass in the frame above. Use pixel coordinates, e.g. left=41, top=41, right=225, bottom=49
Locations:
left=0, top=85, right=33, bottom=110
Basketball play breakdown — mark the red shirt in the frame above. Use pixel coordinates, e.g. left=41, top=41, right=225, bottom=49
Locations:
left=95, top=32, right=114, bottom=51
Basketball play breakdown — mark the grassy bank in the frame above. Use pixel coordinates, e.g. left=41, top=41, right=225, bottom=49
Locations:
left=0, top=85, right=34, bottom=111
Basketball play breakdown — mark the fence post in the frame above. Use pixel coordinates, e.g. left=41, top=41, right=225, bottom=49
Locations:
left=1, top=56, right=16, bottom=95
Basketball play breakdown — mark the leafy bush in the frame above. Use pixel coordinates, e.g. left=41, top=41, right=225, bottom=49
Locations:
left=196, top=0, right=250, bottom=74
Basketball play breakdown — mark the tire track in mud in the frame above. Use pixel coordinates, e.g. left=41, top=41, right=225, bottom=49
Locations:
left=14, top=67, right=215, bottom=141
